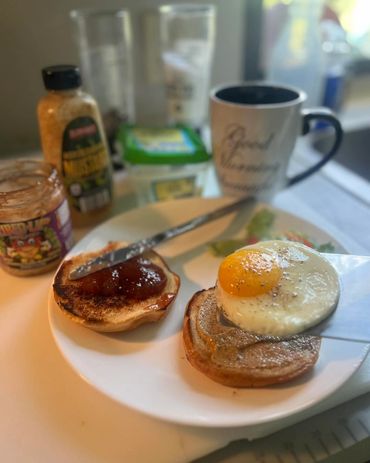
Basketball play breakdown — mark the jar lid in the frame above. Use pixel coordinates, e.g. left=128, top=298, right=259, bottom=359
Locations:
left=42, top=65, right=82, bottom=90
left=0, top=159, right=58, bottom=202
left=118, top=126, right=211, bottom=165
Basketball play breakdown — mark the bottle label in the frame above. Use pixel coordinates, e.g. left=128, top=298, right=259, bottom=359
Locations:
left=132, top=127, right=195, bottom=154
left=62, top=116, right=112, bottom=213
left=162, top=39, right=212, bottom=126
left=0, top=199, right=73, bottom=272
left=152, top=176, right=197, bottom=201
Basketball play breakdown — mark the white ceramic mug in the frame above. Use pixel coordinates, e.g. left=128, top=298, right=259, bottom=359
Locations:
left=210, top=82, right=343, bottom=200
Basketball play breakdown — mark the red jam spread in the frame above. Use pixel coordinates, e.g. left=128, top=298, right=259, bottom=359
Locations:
left=76, top=255, right=167, bottom=299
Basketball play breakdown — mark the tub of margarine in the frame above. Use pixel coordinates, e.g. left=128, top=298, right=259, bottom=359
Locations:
left=119, top=126, right=211, bottom=205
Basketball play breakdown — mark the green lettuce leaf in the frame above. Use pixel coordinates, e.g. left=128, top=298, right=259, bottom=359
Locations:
left=208, top=239, right=246, bottom=257
left=246, top=209, right=275, bottom=240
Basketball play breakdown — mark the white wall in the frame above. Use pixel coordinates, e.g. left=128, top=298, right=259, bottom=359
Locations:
left=0, top=0, right=246, bottom=155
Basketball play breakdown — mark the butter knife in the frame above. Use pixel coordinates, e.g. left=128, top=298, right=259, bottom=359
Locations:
left=69, top=196, right=256, bottom=280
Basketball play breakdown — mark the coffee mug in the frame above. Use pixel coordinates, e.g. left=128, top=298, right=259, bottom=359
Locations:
left=210, top=82, right=343, bottom=200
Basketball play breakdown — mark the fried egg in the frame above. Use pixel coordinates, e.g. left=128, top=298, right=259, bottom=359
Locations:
left=215, top=240, right=340, bottom=336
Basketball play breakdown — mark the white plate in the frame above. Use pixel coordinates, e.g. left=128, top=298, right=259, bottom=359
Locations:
left=49, top=197, right=369, bottom=428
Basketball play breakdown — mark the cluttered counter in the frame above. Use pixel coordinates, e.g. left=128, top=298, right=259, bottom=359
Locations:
left=1, top=141, right=370, bottom=462
left=4, top=0, right=370, bottom=458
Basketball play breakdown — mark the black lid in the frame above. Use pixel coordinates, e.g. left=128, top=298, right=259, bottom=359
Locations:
left=42, top=65, right=82, bottom=90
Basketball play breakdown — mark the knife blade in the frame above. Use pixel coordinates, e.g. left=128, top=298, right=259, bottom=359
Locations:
left=306, top=253, right=370, bottom=344
left=69, top=196, right=256, bottom=280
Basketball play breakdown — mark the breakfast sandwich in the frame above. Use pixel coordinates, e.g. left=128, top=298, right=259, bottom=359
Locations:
left=183, top=240, right=340, bottom=387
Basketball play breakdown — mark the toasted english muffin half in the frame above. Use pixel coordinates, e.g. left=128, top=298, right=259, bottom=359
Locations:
left=183, top=288, right=321, bottom=387
left=53, top=242, right=180, bottom=332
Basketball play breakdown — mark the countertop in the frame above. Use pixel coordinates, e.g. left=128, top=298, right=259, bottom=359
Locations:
left=1, top=146, right=370, bottom=462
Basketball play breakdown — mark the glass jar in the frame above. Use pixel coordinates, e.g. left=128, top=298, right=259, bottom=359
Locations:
left=0, top=160, right=74, bottom=276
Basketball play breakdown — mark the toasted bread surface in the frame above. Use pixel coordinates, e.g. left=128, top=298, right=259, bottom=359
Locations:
left=183, top=288, right=321, bottom=387
left=53, top=242, right=180, bottom=332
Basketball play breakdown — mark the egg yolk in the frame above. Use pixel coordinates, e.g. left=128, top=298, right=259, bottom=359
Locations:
left=218, top=249, right=282, bottom=297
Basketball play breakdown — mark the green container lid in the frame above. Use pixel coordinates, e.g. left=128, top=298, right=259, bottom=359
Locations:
left=118, top=125, right=211, bottom=165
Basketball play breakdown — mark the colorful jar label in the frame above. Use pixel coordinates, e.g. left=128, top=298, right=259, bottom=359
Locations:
left=62, top=116, right=112, bottom=213
left=0, top=199, right=73, bottom=272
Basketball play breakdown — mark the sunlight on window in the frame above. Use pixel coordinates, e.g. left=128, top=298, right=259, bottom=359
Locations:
left=344, top=0, right=370, bottom=40
left=264, top=0, right=370, bottom=57
left=264, top=0, right=370, bottom=39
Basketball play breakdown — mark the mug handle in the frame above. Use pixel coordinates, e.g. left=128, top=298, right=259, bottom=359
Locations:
left=287, top=107, right=343, bottom=187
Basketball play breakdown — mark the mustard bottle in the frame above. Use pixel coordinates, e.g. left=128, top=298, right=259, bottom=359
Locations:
left=37, top=65, right=113, bottom=227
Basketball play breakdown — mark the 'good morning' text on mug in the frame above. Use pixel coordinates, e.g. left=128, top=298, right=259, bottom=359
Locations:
left=218, top=123, right=280, bottom=195
left=210, top=83, right=343, bottom=201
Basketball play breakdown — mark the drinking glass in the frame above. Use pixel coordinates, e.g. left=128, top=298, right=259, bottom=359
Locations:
left=70, top=8, right=135, bottom=157
left=159, top=4, right=216, bottom=130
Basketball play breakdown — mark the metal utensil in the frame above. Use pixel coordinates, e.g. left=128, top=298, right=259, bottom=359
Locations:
left=307, top=253, right=370, bottom=343
left=69, top=196, right=256, bottom=280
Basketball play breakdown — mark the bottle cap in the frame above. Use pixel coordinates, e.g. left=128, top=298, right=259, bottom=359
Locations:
left=42, top=65, right=82, bottom=90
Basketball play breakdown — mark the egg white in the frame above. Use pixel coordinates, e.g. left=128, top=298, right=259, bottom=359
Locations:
left=216, top=240, right=340, bottom=336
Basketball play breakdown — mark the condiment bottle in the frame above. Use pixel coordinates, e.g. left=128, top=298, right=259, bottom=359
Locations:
left=37, top=65, right=113, bottom=226
left=0, top=160, right=73, bottom=276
